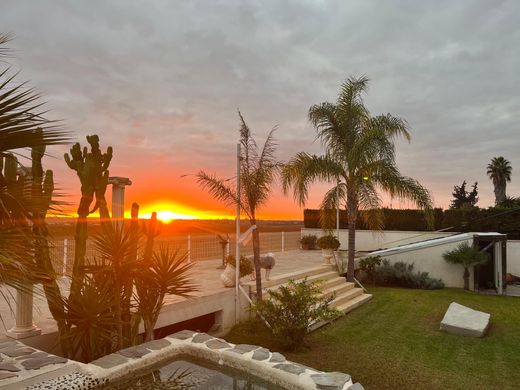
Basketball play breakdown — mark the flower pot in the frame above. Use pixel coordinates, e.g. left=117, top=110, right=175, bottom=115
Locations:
left=220, top=264, right=237, bottom=287
left=321, top=248, right=334, bottom=264
left=334, top=250, right=348, bottom=275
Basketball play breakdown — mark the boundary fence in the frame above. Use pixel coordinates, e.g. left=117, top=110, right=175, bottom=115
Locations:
left=49, top=231, right=301, bottom=277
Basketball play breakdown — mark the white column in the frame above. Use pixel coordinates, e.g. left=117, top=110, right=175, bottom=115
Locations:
left=281, top=231, right=285, bottom=252
left=6, top=283, right=41, bottom=339
left=108, top=177, right=132, bottom=229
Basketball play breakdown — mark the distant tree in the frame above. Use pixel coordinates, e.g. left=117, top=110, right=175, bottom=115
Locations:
left=450, top=180, right=479, bottom=209
left=197, top=111, right=279, bottom=299
left=487, top=157, right=512, bottom=204
left=443, top=242, right=488, bottom=290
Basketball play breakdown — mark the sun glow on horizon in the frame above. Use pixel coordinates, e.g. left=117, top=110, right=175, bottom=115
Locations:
left=128, top=201, right=234, bottom=223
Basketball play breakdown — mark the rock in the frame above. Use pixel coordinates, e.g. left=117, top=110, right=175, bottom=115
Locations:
left=91, top=353, right=128, bottom=369
left=0, top=363, right=20, bottom=372
left=0, top=372, right=17, bottom=381
left=168, top=330, right=196, bottom=340
left=252, top=348, right=270, bottom=361
left=348, top=383, right=365, bottom=390
left=206, top=339, right=231, bottom=350
left=228, top=344, right=258, bottom=354
left=0, top=347, right=36, bottom=357
left=440, top=302, right=490, bottom=337
left=141, top=339, right=171, bottom=350
left=269, top=352, right=286, bottom=363
left=311, top=372, right=352, bottom=390
left=21, top=356, right=67, bottom=370
left=191, top=333, right=214, bottom=343
left=273, top=363, right=306, bottom=375
left=117, top=345, right=150, bottom=359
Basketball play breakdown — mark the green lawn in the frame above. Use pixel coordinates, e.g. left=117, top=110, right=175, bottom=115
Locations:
left=225, top=287, right=520, bottom=390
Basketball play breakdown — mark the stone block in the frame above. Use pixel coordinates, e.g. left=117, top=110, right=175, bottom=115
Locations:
left=440, top=302, right=490, bottom=337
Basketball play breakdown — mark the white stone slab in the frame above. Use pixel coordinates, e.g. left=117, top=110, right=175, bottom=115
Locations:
left=440, top=302, right=490, bottom=337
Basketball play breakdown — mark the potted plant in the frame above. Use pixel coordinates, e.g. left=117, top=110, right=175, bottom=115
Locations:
left=300, top=235, right=317, bottom=250
left=317, top=235, right=340, bottom=264
left=220, top=254, right=254, bottom=287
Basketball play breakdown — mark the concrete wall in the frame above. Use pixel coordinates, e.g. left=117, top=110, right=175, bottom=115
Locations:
left=302, top=228, right=453, bottom=251
left=375, top=238, right=475, bottom=289
left=507, top=240, right=520, bottom=276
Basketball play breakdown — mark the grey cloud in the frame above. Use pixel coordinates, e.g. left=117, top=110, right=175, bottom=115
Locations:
left=1, top=0, right=519, bottom=212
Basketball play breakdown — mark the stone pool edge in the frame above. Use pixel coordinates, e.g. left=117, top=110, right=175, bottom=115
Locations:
left=25, top=330, right=364, bottom=390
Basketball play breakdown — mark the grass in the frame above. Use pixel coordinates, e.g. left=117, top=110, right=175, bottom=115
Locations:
left=225, top=287, right=520, bottom=390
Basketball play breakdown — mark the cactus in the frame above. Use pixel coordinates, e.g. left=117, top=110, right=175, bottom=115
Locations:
left=30, top=131, right=70, bottom=354
left=64, top=135, right=113, bottom=298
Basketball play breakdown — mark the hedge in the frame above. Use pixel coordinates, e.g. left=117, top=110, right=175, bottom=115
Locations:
left=303, top=208, right=520, bottom=239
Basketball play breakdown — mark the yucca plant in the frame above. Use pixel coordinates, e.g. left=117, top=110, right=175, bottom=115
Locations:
left=135, top=245, right=197, bottom=342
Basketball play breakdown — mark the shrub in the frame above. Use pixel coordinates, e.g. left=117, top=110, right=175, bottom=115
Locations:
left=225, top=254, right=254, bottom=278
left=317, top=235, right=340, bottom=250
left=252, top=279, right=340, bottom=351
left=375, top=260, right=444, bottom=290
left=300, top=234, right=317, bottom=250
left=359, top=255, right=382, bottom=285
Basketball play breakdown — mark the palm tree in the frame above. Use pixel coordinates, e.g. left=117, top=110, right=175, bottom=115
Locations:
left=487, top=157, right=512, bottom=205
left=443, top=242, right=488, bottom=290
left=282, top=76, right=432, bottom=282
left=0, top=33, right=68, bottom=319
left=197, top=111, right=279, bottom=299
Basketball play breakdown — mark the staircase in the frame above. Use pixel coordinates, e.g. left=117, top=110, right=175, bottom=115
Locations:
left=246, top=264, right=372, bottom=329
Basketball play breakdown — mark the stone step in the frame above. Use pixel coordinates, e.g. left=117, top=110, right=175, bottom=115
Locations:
left=329, top=287, right=364, bottom=308
left=246, top=265, right=334, bottom=289
left=322, top=282, right=356, bottom=300
left=334, top=293, right=373, bottom=314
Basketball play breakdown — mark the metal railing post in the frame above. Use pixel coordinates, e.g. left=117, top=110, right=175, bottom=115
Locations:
left=63, top=239, right=68, bottom=277
left=281, top=231, right=285, bottom=252
left=187, top=234, right=191, bottom=263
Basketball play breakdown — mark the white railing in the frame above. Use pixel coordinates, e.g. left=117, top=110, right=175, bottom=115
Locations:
left=48, top=231, right=301, bottom=277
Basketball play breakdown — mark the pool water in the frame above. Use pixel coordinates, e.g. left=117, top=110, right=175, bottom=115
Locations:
left=103, top=355, right=284, bottom=389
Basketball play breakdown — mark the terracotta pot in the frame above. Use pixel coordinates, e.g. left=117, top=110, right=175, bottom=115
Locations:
left=321, top=248, right=334, bottom=264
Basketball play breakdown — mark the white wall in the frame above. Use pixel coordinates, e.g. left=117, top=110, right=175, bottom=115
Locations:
left=376, top=238, right=475, bottom=289
left=507, top=241, right=520, bottom=276
left=302, top=228, right=453, bottom=251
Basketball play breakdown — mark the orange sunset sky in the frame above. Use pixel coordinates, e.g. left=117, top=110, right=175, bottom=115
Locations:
left=2, top=1, right=520, bottom=221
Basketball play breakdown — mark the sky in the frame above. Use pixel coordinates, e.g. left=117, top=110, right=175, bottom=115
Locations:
left=1, top=0, right=519, bottom=221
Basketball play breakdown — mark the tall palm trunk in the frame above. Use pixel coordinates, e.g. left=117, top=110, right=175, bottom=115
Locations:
left=494, top=184, right=506, bottom=205
left=251, top=224, right=262, bottom=299
left=346, top=193, right=358, bottom=283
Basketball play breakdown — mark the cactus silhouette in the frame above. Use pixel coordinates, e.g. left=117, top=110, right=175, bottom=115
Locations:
left=65, top=134, right=113, bottom=299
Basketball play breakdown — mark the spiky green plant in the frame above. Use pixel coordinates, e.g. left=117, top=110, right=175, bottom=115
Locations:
left=487, top=157, right=512, bottom=205
left=135, top=245, right=197, bottom=341
left=196, top=111, right=279, bottom=299
left=282, top=75, right=432, bottom=282
left=0, top=33, right=68, bottom=325
left=443, top=242, right=489, bottom=290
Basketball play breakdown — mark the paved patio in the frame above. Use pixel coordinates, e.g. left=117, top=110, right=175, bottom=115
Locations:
left=0, top=250, right=326, bottom=339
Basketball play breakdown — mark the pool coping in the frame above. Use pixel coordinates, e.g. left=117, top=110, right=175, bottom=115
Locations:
left=22, top=330, right=363, bottom=390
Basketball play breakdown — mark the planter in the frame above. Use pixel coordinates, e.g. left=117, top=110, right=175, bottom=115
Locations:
left=220, top=264, right=237, bottom=287
left=321, top=248, right=334, bottom=264
left=333, top=251, right=348, bottom=275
